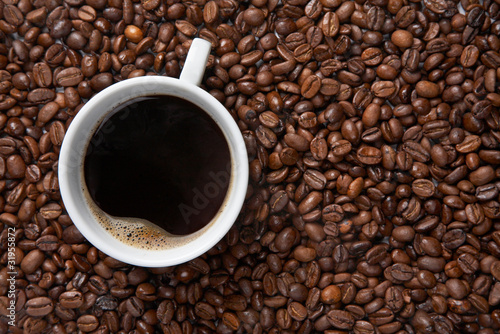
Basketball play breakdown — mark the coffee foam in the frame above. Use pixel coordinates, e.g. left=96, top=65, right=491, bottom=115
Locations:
left=79, top=108, right=235, bottom=251
left=81, top=171, right=233, bottom=250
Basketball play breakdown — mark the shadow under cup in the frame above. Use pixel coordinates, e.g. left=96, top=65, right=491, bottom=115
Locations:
left=59, top=76, right=248, bottom=267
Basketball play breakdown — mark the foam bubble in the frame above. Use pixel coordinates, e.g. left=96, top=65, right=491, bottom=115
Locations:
left=88, top=203, right=192, bottom=250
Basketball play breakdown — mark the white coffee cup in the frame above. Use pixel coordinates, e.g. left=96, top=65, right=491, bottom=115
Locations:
left=58, top=39, right=248, bottom=267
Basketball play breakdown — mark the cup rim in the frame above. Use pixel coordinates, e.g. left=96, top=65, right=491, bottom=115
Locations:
left=58, top=76, right=248, bottom=267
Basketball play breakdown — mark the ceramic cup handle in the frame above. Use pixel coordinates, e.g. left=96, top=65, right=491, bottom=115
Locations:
left=179, top=38, right=212, bottom=86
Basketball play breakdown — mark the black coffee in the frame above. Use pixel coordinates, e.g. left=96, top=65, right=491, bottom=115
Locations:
left=84, top=95, right=231, bottom=236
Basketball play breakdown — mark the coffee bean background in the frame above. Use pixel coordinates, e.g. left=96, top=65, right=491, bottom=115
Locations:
left=0, top=0, right=500, bottom=333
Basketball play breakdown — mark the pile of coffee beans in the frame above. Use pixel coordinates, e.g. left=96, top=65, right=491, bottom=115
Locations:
left=1, top=0, right=500, bottom=333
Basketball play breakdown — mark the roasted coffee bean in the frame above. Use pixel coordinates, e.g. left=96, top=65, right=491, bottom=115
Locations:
left=321, top=12, right=339, bottom=37
left=423, top=120, right=451, bottom=139
left=59, top=291, right=84, bottom=309
left=372, top=81, right=396, bottom=98
left=457, top=253, right=479, bottom=274
left=45, top=44, right=66, bottom=65
left=442, top=229, right=466, bottom=249
left=461, top=45, right=480, bottom=68
left=157, top=300, right=175, bottom=324
left=391, top=30, right=414, bottom=48
left=77, top=315, right=99, bottom=332
left=55, top=67, right=84, bottom=87
left=4, top=5, right=24, bottom=27
left=36, top=235, right=59, bottom=252
left=25, top=297, right=54, bottom=317
left=357, top=146, right=382, bottom=165
left=90, top=73, right=113, bottom=91
left=390, top=263, right=413, bottom=281
left=194, top=302, right=216, bottom=320
left=456, top=135, right=481, bottom=153
left=327, top=310, right=355, bottom=330
left=476, top=184, right=498, bottom=201
left=481, top=51, right=500, bottom=69
left=301, top=75, right=321, bottom=99
left=224, top=295, right=247, bottom=311
left=126, top=296, right=145, bottom=317
left=403, top=141, right=430, bottom=162
left=49, top=121, right=65, bottom=146
left=288, top=301, right=307, bottom=321
left=303, top=169, right=326, bottom=190
left=269, top=190, right=288, bottom=213
left=284, top=134, right=309, bottom=152
left=28, top=88, right=56, bottom=104
left=33, top=62, right=53, bottom=88
left=412, top=179, right=435, bottom=198
left=331, top=140, right=352, bottom=156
